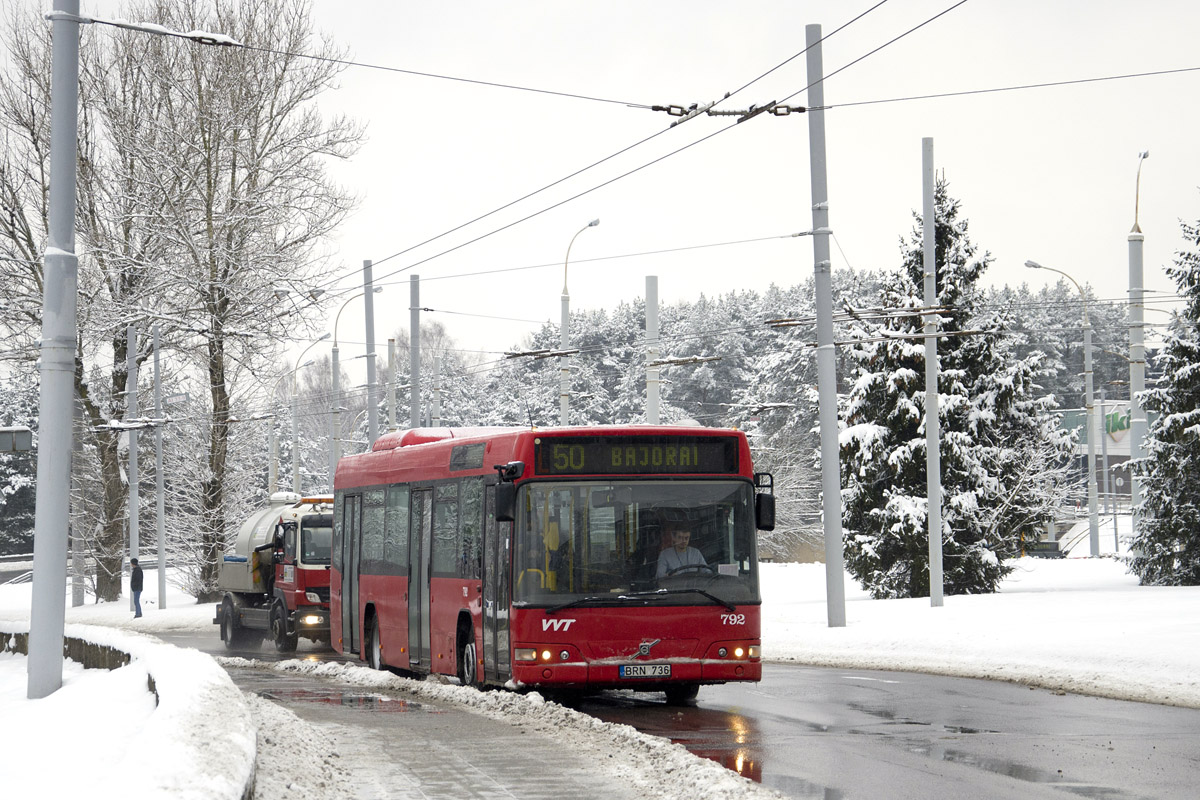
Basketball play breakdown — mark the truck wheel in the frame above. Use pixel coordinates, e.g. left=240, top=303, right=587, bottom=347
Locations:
left=220, top=597, right=263, bottom=651
left=367, top=617, right=385, bottom=670
left=271, top=603, right=298, bottom=653
left=220, top=599, right=239, bottom=650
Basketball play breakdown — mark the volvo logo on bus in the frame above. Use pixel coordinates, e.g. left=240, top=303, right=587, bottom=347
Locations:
left=635, top=638, right=661, bottom=658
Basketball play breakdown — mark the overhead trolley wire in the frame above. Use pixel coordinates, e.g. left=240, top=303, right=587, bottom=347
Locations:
left=818, top=65, right=1200, bottom=110
left=306, top=0, right=901, bottom=299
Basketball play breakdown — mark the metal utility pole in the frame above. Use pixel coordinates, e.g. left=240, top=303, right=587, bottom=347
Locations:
left=922, top=138, right=944, bottom=607
left=432, top=354, right=442, bottom=427
left=363, top=260, right=379, bottom=447
left=806, top=23, right=846, bottom=628
left=126, top=325, right=139, bottom=610
left=330, top=339, right=340, bottom=488
left=388, top=338, right=398, bottom=433
left=153, top=325, right=166, bottom=608
left=28, top=0, right=81, bottom=698
left=410, top=276, right=421, bottom=428
left=646, top=276, right=661, bottom=424
left=71, top=398, right=84, bottom=608
left=1082, top=309, right=1100, bottom=556
left=1099, top=388, right=1118, bottom=550
left=268, top=407, right=279, bottom=494
left=561, top=219, right=599, bottom=426
left=1128, top=151, right=1149, bottom=543
left=1026, top=260, right=1100, bottom=556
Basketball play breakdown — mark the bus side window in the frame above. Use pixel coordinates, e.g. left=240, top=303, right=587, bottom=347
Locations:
left=460, top=478, right=483, bottom=580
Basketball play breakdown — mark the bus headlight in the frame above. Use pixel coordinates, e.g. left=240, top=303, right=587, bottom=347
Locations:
left=515, top=648, right=538, bottom=662
left=748, top=645, right=760, bottom=659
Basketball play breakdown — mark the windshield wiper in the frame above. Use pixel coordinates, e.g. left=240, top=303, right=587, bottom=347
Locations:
left=545, top=588, right=736, bottom=614
left=640, top=588, right=737, bottom=612
left=545, top=595, right=626, bottom=614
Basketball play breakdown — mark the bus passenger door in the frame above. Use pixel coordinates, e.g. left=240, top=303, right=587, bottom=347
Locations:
left=408, top=488, right=432, bottom=669
left=483, top=485, right=512, bottom=683
left=340, top=494, right=361, bottom=655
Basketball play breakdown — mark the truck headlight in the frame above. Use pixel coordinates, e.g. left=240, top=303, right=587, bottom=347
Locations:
left=305, top=592, right=321, bottom=603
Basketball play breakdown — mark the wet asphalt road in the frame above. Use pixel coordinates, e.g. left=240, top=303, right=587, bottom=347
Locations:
left=579, top=664, right=1200, bottom=799
left=163, top=631, right=1200, bottom=799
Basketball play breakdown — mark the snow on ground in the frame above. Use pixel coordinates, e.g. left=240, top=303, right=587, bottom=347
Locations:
left=3, top=538, right=1200, bottom=798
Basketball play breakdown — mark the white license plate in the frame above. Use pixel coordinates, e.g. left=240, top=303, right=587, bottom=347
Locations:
left=619, top=664, right=671, bottom=679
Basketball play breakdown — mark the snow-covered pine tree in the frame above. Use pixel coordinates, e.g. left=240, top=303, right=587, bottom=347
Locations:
left=1129, top=214, right=1200, bottom=585
left=839, top=179, right=1073, bottom=599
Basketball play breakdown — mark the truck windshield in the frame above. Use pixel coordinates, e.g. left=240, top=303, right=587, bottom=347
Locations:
left=513, top=480, right=758, bottom=606
left=301, top=516, right=333, bottom=565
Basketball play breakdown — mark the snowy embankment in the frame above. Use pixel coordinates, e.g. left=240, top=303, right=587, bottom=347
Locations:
left=225, top=656, right=786, bottom=800
left=0, top=621, right=254, bottom=800
left=762, top=556, right=1200, bottom=709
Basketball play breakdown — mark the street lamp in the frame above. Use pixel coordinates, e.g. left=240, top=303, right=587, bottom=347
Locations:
left=276, top=333, right=330, bottom=494
left=561, top=219, right=599, bottom=426
left=1025, top=259, right=1100, bottom=556
left=291, top=334, right=330, bottom=493
left=331, top=288, right=383, bottom=487
left=1128, top=151, right=1149, bottom=544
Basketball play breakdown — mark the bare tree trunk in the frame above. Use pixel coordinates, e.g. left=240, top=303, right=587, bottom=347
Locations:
left=74, top=338, right=130, bottom=602
left=197, top=323, right=230, bottom=602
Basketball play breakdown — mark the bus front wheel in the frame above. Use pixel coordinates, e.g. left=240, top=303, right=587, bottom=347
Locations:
left=664, top=683, right=699, bottom=705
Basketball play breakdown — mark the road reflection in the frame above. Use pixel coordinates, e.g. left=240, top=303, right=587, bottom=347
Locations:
left=573, top=694, right=764, bottom=782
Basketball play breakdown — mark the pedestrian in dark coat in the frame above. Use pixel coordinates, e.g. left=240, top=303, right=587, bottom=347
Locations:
left=130, top=558, right=144, bottom=618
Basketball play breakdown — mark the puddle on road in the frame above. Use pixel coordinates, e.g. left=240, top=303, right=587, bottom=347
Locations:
left=257, top=687, right=443, bottom=713
left=909, top=740, right=1141, bottom=799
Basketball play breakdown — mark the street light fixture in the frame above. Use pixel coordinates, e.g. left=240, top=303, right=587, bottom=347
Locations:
left=561, top=219, right=599, bottom=426
left=287, top=334, right=330, bottom=493
left=1128, top=150, right=1149, bottom=545
left=1025, top=259, right=1100, bottom=556
left=331, top=288, right=383, bottom=486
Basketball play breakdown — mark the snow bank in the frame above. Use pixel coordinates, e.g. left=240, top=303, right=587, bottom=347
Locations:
left=224, top=657, right=786, bottom=800
left=0, top=619, right=254, bottom=800
left=760, top=557, right=1200, bottom=709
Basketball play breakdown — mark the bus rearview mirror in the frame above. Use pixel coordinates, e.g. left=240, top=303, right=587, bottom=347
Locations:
left=495, top=483, right=516, bottom=522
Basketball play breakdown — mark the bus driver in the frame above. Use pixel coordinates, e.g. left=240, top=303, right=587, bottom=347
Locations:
left=656, top=522, right=707, bottom=577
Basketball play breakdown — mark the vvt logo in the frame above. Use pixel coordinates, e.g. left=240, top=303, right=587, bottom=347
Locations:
left=542, top=618, right=576, bottom=632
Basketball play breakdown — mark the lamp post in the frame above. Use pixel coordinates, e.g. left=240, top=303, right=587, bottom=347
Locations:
left=561, top=219, right=599, bottom=426
left=1128, top=151, right=1149, bottom=543
left=331, top=288, right=382, bottom=487
left=290, top=334, right=330, bottom=493
left=1025, top=259, right=1100, bottom=556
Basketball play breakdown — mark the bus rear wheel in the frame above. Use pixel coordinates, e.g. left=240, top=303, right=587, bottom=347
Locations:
left=458, top=632, right=477, bottom=687
left=367, top=617, right=385, bottom=670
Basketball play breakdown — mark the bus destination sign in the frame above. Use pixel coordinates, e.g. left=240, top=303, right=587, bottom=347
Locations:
left=534, top=436, right=738, bottom=476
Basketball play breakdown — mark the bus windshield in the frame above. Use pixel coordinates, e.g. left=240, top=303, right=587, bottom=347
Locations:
left=301, top=517, right=333, bottom=565
left=513, top=480, right=759, bottom=606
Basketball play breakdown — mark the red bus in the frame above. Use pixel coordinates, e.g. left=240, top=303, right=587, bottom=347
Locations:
left=331, top=424, right=774, bottom=703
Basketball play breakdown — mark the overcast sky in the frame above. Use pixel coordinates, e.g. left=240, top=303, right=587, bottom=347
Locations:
left=87, top=1, right=1200, bottom=364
